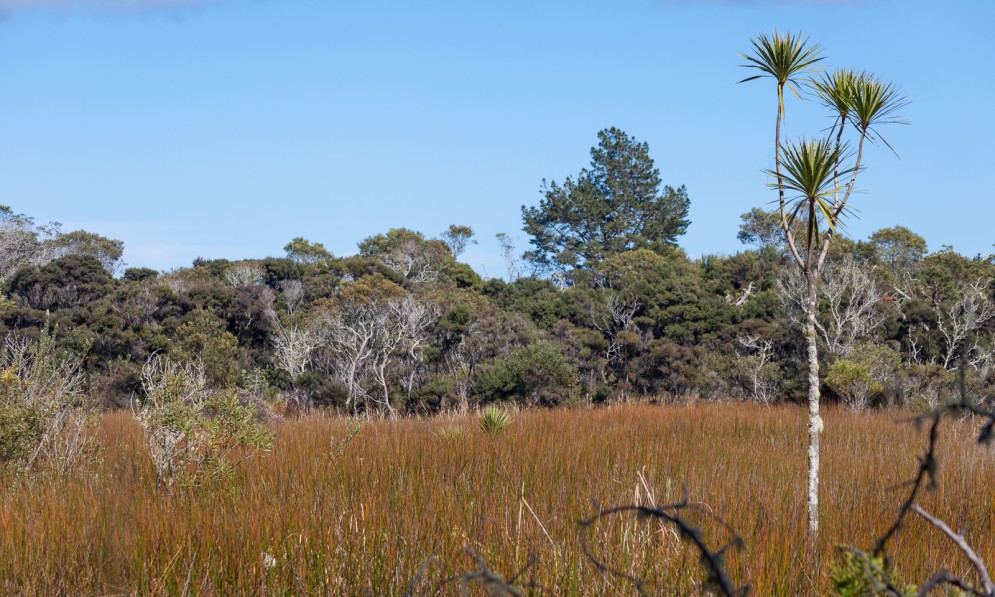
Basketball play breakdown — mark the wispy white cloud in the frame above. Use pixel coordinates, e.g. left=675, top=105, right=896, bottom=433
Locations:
left=0, top=0, right=217, bottom=14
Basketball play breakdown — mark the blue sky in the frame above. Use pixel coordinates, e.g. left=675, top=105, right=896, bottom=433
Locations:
left=1, top=0, right=992, bottom=274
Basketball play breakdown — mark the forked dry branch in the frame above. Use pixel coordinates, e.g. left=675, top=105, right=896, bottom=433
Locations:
left=579, top=489, right=749, bottom=596
left=847, top=369, right=995, bottom=596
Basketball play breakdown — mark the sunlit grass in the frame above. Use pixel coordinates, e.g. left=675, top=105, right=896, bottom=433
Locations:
left=0, top=404, right=991, bottom=594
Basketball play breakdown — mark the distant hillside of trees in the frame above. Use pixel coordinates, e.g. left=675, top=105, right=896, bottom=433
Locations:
left=2, top=129, right=991, bottom=414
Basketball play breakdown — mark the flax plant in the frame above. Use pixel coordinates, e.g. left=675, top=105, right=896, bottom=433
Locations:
left=478, top=405, right=512, bottom=436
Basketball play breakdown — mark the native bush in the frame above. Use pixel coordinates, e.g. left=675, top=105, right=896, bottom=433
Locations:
left=825, top=343, right=900, bottom=409
left=473, top=340, right=576, bottom=406
left=411, top=375, right=459, bottom=413
left=170, top=309, right=242, bottom=389
left=135, top=354, right=274, bottom=489
left=477, top=404, right=511, bottom=436
left=830, top=551, right=915, bottom=596
left=0, top=324, right=97, bottom=476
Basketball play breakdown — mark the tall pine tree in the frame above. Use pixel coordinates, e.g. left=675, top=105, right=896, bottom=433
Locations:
left=522, top=127, right=690, bottom=274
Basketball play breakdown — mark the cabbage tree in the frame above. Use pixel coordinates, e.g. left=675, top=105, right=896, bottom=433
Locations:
left=740, top=31, right=907, bottom=539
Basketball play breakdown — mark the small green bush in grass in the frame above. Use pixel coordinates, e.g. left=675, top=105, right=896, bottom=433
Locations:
left=437, top=424, right=469, bottom=442
left=135, top=354, right=274, bottom=489
left=477, top=405, right=511, bottom=436
left=830, top=550, right=915, bottom=596
left=0, top=323, right=97, bottom=476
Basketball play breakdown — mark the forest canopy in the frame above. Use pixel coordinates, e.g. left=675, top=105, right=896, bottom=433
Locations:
left=0, top=128, right=990, bottom=415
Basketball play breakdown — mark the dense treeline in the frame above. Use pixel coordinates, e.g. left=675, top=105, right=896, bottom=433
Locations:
left=2, top=129, right=991, bottom=415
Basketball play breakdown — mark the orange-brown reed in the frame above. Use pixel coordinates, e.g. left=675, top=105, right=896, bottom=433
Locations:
left=0, top=404, right=992, bottom=595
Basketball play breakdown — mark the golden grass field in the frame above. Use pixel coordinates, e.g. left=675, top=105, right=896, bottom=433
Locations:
left=1, top=404, right=992, bottom=595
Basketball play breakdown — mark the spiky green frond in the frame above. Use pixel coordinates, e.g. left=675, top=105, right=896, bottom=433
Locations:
left=810, top=68, right=863, bottom=129
left=765, top=138, right=857, bottom=243
left=770, top=138, right=850, bottom=203
left=849, top=74, right=909, bottom=152
left=739, top=31, right=825, bottom=114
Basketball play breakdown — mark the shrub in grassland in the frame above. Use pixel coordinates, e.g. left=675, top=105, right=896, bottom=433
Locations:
left=830, top=550, right=915, bottom=596
left=0, top=324, right=97, bottom=476
left=0, top=372, right=43, bottom=465
left=135, top=354, right=274, bottom=489
left=437, top=424, right=469, bottom=442
left=826, top=343, right=900, bottom=409
left=473, top=341, right=576, bottom=406
left=477, top=405, right=511, bottom=436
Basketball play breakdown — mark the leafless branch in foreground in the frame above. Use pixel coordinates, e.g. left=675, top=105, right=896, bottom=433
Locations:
left=853, top=376, right=995, bottom=596
left=911, top=504, right=994, bottom=596
left=439, top=548, right=546, bottom=596
left=579, top=489, right=749, bottom=596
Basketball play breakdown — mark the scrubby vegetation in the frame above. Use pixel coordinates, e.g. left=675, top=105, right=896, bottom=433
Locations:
left=0, top=324, right=97, bottom=477
left=2, top=195, right=992, bottom=417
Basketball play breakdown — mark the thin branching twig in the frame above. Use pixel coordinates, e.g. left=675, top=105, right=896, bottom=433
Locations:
left=849, top=347, right=995, bottom=597
left=438, top=547, right=547, bottom=596
left=578, top=488, right=749, bottom=596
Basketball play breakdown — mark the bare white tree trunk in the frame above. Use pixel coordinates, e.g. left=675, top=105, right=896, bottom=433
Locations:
left=321, top=309, right=376, bottom=411
left=223, top=262, right=263, bottom=287
left=805, top=272, right=823, bottom=537
left=391, top=297, right=440, bottom=404
left=271, top=324, right=322, bottom=380
left=592, top=294, right=639, bottom=367
left=0, top=211, right=60, bottom=283
left=279, top=280, right=305, bottom=316
left=495, top=233, right=521, bottom=281
left=937, top=278, right=995, bottom=370
left=735, top=334, right=778, bottom=405
left=382, top=239, right=440, bottom=285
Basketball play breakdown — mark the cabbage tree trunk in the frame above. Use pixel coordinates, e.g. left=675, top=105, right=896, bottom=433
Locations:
left=805, top=270, right=823, bottom=537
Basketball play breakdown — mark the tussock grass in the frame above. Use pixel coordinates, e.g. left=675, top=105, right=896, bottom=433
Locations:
left=1, top=404, right=992, bottom=594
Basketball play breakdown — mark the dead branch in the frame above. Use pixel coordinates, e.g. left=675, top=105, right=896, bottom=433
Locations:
left=579, top=489, right=749, bottom=596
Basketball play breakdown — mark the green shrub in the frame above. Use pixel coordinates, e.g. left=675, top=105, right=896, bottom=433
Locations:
left=826, top=343, right=900, bottom=409
left=0, top=382, right=44, bottom=465
left=477, top=405, right=511, bottom=436
left=896, top=363, right=955, bottom=411
left=473, top=341, right=576, bottom=406
left=826, top=360, right=873, bottom=410
left=136, top=355, right=274, bottom=489
left=0, top=324, right=97, bottom=476
left=411, top=376, right=459, bottom=413
left=831, top=550, right=915, bottom=596
left=170, top=309, right=242, bottom=390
